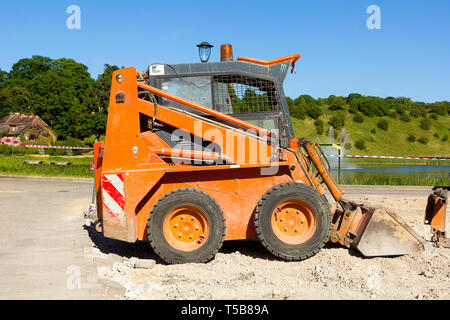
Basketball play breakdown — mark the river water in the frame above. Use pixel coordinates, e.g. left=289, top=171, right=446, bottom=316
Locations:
left=329, top=161, right=450, bottom=184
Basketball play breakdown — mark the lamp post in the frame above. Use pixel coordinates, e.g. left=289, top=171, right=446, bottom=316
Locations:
left=196, top=41, right=213, bottom=63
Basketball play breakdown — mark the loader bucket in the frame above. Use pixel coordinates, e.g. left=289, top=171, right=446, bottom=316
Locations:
left=330, top=201, right=433, bottom=257
left=351, top=207, right=433, bottom=257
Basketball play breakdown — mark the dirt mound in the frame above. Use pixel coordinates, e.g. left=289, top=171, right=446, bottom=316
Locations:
left=85, top=195, right=450, bottom=300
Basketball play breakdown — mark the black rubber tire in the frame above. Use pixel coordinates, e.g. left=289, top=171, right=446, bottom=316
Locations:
left=254, top=182, right=332, bottom=261
left=147, top=188, right=226, bottom=264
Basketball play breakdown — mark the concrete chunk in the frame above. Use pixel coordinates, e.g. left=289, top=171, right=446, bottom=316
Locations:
left=133, top=258, right=156, bottom=269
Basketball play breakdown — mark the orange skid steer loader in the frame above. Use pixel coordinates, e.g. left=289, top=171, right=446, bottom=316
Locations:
left=91, top=44, right=435, bottom=264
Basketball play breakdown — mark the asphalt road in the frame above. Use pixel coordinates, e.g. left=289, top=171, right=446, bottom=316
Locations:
left=0, top=176, right=102, bottom=299
left=0, top=177, right=434, bottom=299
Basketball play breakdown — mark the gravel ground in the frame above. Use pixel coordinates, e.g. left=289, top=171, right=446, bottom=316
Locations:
left=84, top=195, right=450, bottom=300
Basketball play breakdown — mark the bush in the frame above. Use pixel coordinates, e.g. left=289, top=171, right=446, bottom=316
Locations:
left=377, top=119, right=389, bottom=131
left=409, top=109, right=421, bottom=118
left=433, top=132, right=439, bottom=138
left=348, top=102, right=358, bottom=114
left=418, top=137, right=429, bottom=145
left=353, top=113, right=364, bottom=123
left=430, top=113, right=438, bottom=120
left=406, top=134, right=416, bottom=142
left=314, top=119, right=324, bottom=135
left=328, top=98, right=346, bottom=111
left=328, top=114, right=345, bottom=131
left=399, top=114, right=411, bottom=122
left=355, top=139, right=366, bottom=150
left=442, top=135, right=448, bottom=142
left=305, top=105, right=323, bottom=119
left=388, top=111, right=398, bottom=119
left=357, top=97, right=389, bottom=117
left=0, top=145, right=34, bottom=155
left=0, top=144, right=13, bottom=155
left=84, top=134, right=97, bottom=147
left=289, top=105, right=306, bottom=119
left=420, top=117, right=431, bottom=130
left=370, top=128, right=376, bottom=134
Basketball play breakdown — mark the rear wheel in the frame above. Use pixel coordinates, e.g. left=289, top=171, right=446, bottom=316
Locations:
left=254, top=182, right=332, bottom=261
left=147, top=188, right=226, bottom=264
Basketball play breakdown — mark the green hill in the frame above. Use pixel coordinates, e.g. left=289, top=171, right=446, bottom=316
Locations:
left=287, top=94, right=450, bottom=157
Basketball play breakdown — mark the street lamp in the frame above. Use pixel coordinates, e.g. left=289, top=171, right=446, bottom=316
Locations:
left=196, top=41, right=213, bottom=63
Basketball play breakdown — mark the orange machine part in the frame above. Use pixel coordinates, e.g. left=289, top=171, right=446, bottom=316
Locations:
left=93, top=141, right=104, bottom=220
left=220, top=44, right=234, bottom=61
left=99, top=66, right=326, bottom=243
left=271, top=199, right=317, bottom=244
left=425, top=188, right=449, bottom=247
left=163, top=205, right=210, bottom=251
left=237, top=54, right=300, bottom=66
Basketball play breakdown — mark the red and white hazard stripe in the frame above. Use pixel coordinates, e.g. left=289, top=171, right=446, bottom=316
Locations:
left=0, top=137, right=92, bottom=149
left=25, top=144, right=92, bottom=150
left=0, top=137, right=25, bottom=146
left=102, top=173, right=125, bottom=217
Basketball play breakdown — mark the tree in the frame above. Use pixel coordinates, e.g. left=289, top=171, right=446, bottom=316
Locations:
left=289, top=104, right=306, bottom=119
left=9, top=56, right=53, bottom=80
left=420, top=117, right=431, bottom=130
left=353, top=113, right=364, bottom=123
left=377, top=119, right=389, bottom=131
left=285, top=96, right=295, bottom=109
left=357, top=97, right=389, bottom=117
left=429, top=102, right=448, bottom=116
left=27, top=58, right=99, bottom=139
left=0, top=86, right=32, bottom=117
left=418, top=137, right=429, bottom=145
left=293, top=96, right=306, bottom=107
left=347, top=93, right=362, bottom=103
left=406, top=134, right=416, bottom=142
left=305, top=105, right=322, bottom=119
left=93, top=64, right=120, bottom=138
left=328, top=95, right=346, bottom=111
left=388, top=110, right=397, bottom=118
left=314, top=119, right=324, bottom=135
left=328, top=114, right=345, bottom=131
left=0, top=69, right=8, bottom=88
left=355, top=139, right=366, bottom=150
left=409, top=109, right=421, bottom=118
left=399, top=113, right=411, bottom=122
left=298, top=94, right=316, bottom=106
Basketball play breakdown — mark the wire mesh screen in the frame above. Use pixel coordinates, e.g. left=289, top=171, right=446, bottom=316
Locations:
left=212, top=75, right=280, bottom=114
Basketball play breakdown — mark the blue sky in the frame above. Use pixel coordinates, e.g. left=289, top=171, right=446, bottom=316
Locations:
left=0, top=0, right=449, bottom=102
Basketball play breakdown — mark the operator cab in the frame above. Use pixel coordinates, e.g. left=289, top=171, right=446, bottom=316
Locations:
left=146, top=45, right=299, bottom=147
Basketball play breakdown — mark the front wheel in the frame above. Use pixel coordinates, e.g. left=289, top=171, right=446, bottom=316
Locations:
left=254, top=182, right=332, bottom=261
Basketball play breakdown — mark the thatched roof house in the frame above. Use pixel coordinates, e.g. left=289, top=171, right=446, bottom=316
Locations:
left=0, top=113, right=56, bottom=142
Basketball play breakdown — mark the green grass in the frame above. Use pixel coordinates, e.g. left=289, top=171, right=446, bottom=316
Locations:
left=340, top=157, right=449, bottom=166
left=292, top=113, right=450, bottom=157
left=0, top=155, right=93, bottom=178
left=340, top=175, right=450, bottom=186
